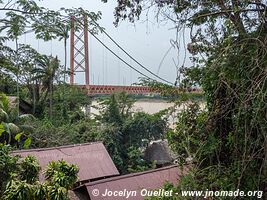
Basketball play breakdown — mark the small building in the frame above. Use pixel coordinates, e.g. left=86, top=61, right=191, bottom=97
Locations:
left=144, top=140, right=177, bottom=166
left=75, top=165, right=187, bottom=200
left=12, top=142, right=120, bottom=184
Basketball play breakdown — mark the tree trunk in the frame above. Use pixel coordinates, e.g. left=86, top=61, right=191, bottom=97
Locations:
left=49, top=81, right=53, bottom=119
left=15, top=37, right=20, bottom=116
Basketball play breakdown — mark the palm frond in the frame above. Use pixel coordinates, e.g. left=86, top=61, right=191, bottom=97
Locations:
left=0, top=108, right=9, bottom=122
left=17, top=114, right=35, bottom=123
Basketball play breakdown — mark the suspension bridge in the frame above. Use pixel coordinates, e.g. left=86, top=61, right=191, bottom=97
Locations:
left=29, top=16, right=200, bottom=96
left=69, top=16, right=163, bottom=95
left=19, top=16, right=202, bottom=96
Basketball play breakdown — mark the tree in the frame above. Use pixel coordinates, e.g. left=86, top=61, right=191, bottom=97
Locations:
left=97, top=92, right=134, bottom=125
left=0, top=0, right=103, bottom=118
left=0, top=93, right=33, bottom=148
left=0, top=144, right=79, bottom=200
left=0, top=144, right=18, bottom=196
left=0, top=1, right=102, bottom=42
left=0, top=44, right=17, bottom=94
left=103, top=1, right=267, bottom=36
left=126, top=146, right=156, bottom=173
left=50, top=84, right=91, bottom=122
left=99, top=94, right=123, bottom=125
left=0, top=73, right=17, bottom=94
left=33, top=55, right=61, bottom=118
left=96, top=92, right=167, bottom=173
left=13, top=45, right=42, bottom=115
left=105, top=0, right=267, bottom=196
left=122, top=111, right=167, bottom=148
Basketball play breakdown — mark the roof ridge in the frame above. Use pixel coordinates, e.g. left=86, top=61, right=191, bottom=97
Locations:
left=85, top=165, right=187, bottom=186
left=11, top=141, right=103, bottom=153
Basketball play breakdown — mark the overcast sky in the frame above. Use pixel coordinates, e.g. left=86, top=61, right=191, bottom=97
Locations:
left=16, top=0, right=191, bottom=85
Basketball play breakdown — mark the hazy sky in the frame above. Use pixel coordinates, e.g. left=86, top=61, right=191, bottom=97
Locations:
left=16, top=0, right=191, bottom=85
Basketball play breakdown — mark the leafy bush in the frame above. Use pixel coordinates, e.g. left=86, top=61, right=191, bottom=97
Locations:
left=96, top=93, right=168, bottom=173
left=0, top=93, right=33, bottom=148
left=127, top=146, right=156, bottom=173
left=0, top=144, right=79, bottom=200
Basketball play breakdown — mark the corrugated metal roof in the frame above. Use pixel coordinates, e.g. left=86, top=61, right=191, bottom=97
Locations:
left=84, top=165, right=187, bottom=200
left=12, top=142, right=120, bottom=183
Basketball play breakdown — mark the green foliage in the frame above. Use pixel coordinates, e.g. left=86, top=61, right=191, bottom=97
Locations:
left=0, top=93, right=33, bottom=147
left=96, top=124, right=124, bottom=170
left=28, top=92, right=166, bottom=174
left=197, top=35, right=267, bottom=195
left=139, top=78, right=203, bottom=100
left=127, top=146, right=156, bottom=173
left=0, top=122, right=5, bottom=136
left=123, top=112, right=166, bottom=148
left=19, top=156, right=40, bottom=184
left=0, top=92, right=9, bottom=112
left=106, top=0, right=267, bottom=198
left=0, top=0, right=103, bottom=120
left=166, top=30, right=267, bottom=200
left=96, top=93, right=167, bottom=173
left=0, top=2, right=176, bottom=197
left=97, top=92, right=134, bottom=125
left=0, top=12, right=27, bottom=40
left=179, top=66, right=203, bottom=89
left=167, top=101, right=207, bottom=164
left=45, top=160, right=79, bottom=190
left=47, top=186, right=68, bottom=200
left=0, top=144, right=79, bottom=200
left=28, top=117, right=100, bottom=148
left=0, top=1, right=102, bottom=42
left=0, top=73, right=17, bottom=95
left=26, top=91, right=168, bottom=174
left=0, top=144, right=19, bottom=195
left=4, top=180, right=34, bottom=200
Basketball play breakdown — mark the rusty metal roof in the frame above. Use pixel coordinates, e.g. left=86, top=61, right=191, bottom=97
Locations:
left=12, top=142, right=119, bottom=183
left=84, top=165, right=187, bottom=200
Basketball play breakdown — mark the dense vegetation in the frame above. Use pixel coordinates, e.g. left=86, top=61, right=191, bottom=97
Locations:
left=105, top=0, right=267, bottom=199
left=27, top=91, right=167, bottom=173
left=0, top=2, right=171, bottom=199
left=1, top=0, right=267, bottom=199
left=0, top=144, right=79, bottom=200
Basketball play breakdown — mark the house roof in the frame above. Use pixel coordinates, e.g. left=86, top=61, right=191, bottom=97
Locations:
left=144, top=140, right=176, bottom=165
left=83, top=165, right=188, bottom=200
left=12, top=142, right=120, bottom=183
left=8, top=96, right=33, bottom=114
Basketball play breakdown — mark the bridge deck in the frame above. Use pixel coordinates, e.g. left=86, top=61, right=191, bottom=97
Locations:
left=79, top=85, right=152, bottom=95
left=78, top=85, right=202, bottom=95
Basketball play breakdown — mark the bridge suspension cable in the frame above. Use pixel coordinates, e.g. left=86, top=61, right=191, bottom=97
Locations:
left=21, top=16, right=175, bottom=86
left=75, top=19, right=168, bottom=84
left=88, top=19, right=174, bottom=85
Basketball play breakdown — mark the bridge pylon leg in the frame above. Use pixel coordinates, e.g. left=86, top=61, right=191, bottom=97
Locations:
left=70, top=15, right=90, bottom=87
